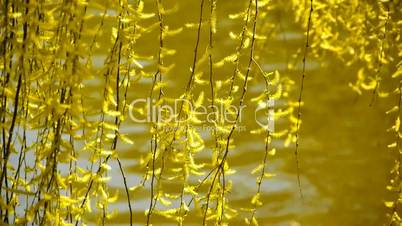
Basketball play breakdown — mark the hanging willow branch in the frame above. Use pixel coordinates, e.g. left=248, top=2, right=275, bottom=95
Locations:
left=294, top=0, right=313, bottom=199
left=203, top=0, right=258, bottom=224
left=146, top=0, right=165, bottom=223
left=369, top=3, right=390, bottom=107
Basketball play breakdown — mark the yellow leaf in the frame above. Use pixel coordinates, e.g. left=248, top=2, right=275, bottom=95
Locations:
left=159, top=196, right=172, bottom=206
left=251, top=164, right=263, bottom=175
left=385, top=201, right=394, bottom=208
left=388, top=142, right=397, bottom=148
left=120, top=134, right=134, bottom=144
left=395, top=117, right=400, bottom=132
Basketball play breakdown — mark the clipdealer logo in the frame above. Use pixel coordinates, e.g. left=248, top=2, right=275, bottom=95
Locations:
left=128, top=98, right=274, bottom=131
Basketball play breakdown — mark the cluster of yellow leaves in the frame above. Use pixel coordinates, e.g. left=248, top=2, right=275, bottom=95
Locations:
left=0, top=0, right=156, bottom=224
left=0, top=0, right=344, bottom=225
left=289, top=0, right=402, bottom=224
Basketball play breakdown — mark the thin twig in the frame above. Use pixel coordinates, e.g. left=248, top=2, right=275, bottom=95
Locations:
left=202, top=0, right=258, bottom=224
left=294, top=0, right=313, bottom=200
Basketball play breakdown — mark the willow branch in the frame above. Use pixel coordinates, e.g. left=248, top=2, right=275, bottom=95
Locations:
left=294, top=0, right=313, bottom=199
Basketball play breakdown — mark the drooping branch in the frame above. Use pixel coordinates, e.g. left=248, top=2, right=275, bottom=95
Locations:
left=294, top=0, right=313, bottom=199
